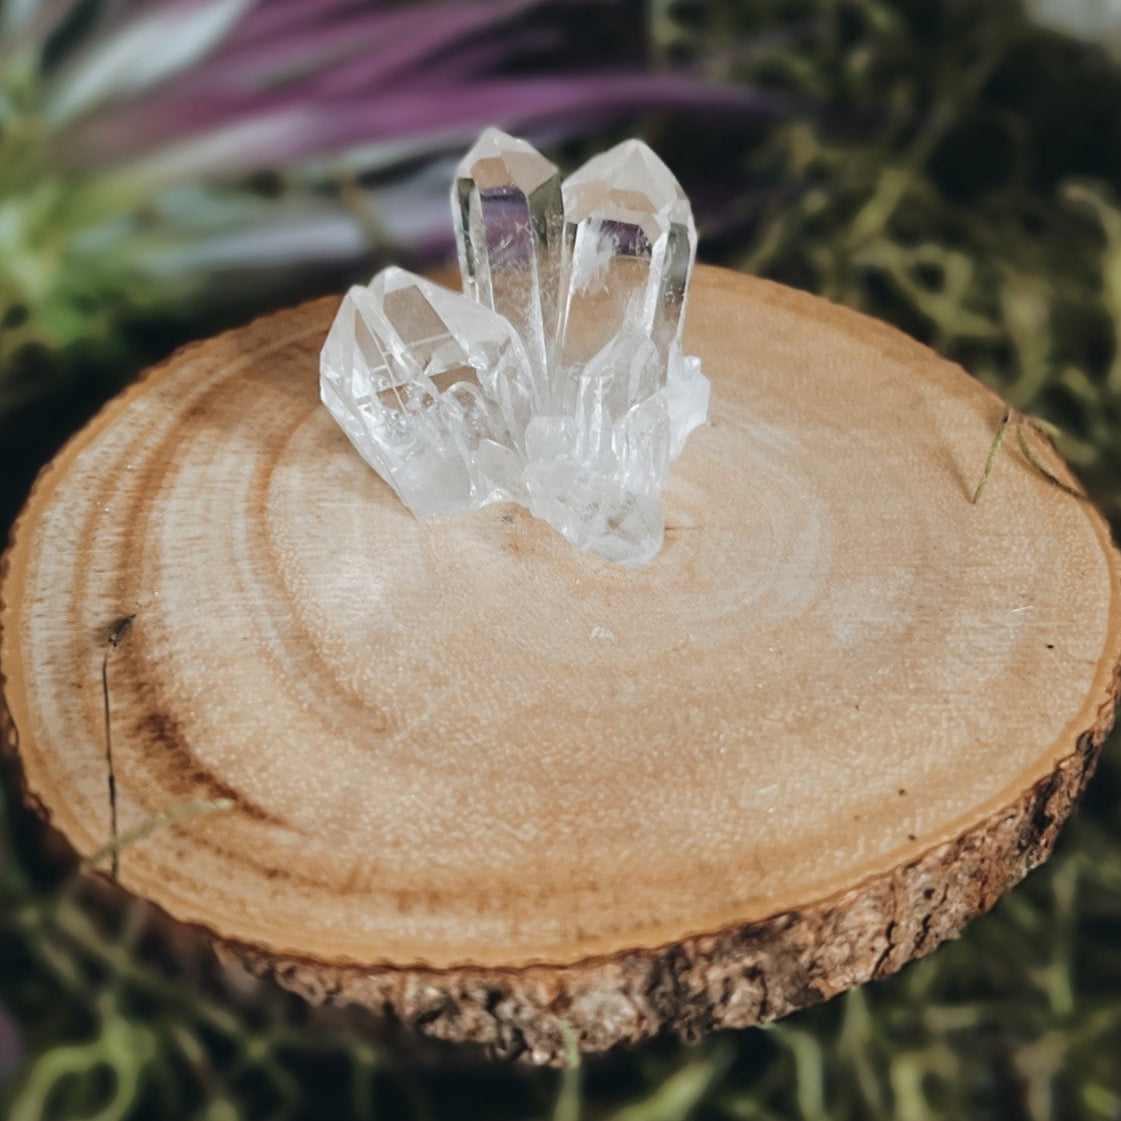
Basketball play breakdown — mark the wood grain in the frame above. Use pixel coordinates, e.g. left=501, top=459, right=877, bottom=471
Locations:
left=3, top=266, right=1119, bottom=1063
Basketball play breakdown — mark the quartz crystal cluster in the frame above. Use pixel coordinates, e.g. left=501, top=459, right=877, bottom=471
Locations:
left=320, top=129, right=710, bottom=565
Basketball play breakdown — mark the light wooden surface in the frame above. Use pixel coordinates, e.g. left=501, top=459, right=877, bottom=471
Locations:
left=3, top=266, right=1119, bottom=1062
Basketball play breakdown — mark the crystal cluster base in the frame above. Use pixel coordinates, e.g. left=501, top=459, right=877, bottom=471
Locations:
left=321, top=129, right=710, bottom=565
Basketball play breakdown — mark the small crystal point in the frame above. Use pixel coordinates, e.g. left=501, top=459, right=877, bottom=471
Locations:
left=524, top=332, right=671, bottom=566
left=453, top=127, right=563, bottom=399
left=320, top=266, right=533, bottom=518
left=664, top=346, right=711, bottom=458
left=558, top=139, right=697, bottom=370
left=525, top=452, right=666, bottom=567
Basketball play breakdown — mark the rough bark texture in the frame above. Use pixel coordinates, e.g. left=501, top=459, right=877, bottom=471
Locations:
left=217, top=698, right=1117, bottom=1063
left=3, top=267, right=1120, bottom=1065
left=2, top=684, right=1117, bottom=1064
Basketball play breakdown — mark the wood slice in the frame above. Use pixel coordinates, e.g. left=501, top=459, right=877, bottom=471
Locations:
left=2, top=266, right=1119, bottom=1064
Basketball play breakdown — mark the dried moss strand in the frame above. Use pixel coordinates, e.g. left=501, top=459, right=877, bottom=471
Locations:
left=1016, top=421, right=1088, bottom=501
left=972, top=404, right=1014, bottom=504
left=83, top=797, right=233, bottom=872
left=553, top=1024, right=582, bottom=1121
left=972, top=409, right=1089, bottom=505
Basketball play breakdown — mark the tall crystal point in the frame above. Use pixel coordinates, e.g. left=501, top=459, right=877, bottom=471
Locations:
left=453, top=127, right=563, bottom=399
left=558, top=139, right=696, bottom=372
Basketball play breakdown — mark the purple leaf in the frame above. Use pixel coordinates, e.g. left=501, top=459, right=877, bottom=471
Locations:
left=301, top=0, right=549, bottom=97
left=163, top=2, right=512, bottom=93
left=43, top=0, right=254, bottom=123
left=72, top=75, right=784, bottom=180
left=388, top=27, right=567, bottom=90
left=220, top=0, right=381, bottom=50
left=224, top=0, right=601, bottom=50
left=63, top=0, right=583, bottom=162
left=145, top=0, right=557, bottom=102
left=290, top=76, right=788, bottom=165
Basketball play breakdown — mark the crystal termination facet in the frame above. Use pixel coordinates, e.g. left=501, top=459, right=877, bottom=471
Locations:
left=320, top=130, right=711, bottom=566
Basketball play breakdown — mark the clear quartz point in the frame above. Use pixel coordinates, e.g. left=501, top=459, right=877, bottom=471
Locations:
left=320, top=266, right=533, bottom=518
left=558, top=139, right=697, bottom=371
left=665, top=344, right=711, bottom=459
left=321, top=132, right=711, bottom=566
left=525, top=333, right=670, bottom=565
left=453, top=127, right=563, bottom=404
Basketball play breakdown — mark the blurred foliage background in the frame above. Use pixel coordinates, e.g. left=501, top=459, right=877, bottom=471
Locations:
left=3, top=0, right=1121, bottom=1118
